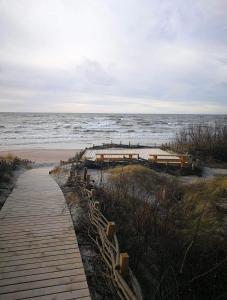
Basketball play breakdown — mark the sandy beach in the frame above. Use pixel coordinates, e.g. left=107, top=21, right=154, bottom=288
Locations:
left=0, top=149, right=81, bottom=163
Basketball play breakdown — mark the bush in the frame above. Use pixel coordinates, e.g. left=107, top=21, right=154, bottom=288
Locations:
left=0, top=156, right=32, bottom=186
left=172, top=123, right=227, bottom=161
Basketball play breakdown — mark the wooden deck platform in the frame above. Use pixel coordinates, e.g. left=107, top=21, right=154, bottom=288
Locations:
left=0, top=168, right=91, bottom=300
left=82, top=148, right=180, bottom=161
left=82, top=147, right=189, bottom=167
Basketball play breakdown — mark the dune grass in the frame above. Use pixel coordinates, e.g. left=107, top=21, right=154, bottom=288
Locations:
left=182, top=177, right=227, bottom=247
left=101, top=165, right=227, bottom=300
left=0, top=155, right=32, bottom=195
left=0, top=153, right=15, bottom=161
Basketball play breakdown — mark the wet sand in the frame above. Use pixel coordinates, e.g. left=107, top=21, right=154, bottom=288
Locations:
left=0, top=149, right=81, bottom=163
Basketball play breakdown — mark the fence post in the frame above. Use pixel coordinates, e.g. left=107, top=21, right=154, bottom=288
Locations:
left=91, top=189, right=96, bottom=199
left=106, top=222, right=116, bottom=239
left=120, top=253, right=129, bottom=276
left=162, top=188, right=166, bottom=200
left=83, top=167, right=87, bottom=181
left=181, top=156, right=186, bottom=168
left=94, top=201, right=99, bottom=209
left=86, top=174, right=90, bottom=186
left=72, top=163, right=76, bottom=177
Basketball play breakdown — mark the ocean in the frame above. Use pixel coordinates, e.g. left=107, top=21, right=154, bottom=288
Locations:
left=0, top=113, right=226, bottom=150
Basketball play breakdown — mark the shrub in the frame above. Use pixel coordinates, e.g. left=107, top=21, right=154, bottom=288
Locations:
left=0, top=156, right=32, bottom=186
left=172, top=123, right=227, bottom=161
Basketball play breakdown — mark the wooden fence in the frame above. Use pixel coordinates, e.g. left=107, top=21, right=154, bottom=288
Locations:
left=68, top=167, right=143, bottom=300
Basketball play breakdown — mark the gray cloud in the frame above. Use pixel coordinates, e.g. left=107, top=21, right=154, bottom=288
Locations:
left=0, top=0, right=227, bottom=113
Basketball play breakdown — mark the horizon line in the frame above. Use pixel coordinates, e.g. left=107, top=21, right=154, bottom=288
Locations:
left=0, top=111, right=227, bottom=115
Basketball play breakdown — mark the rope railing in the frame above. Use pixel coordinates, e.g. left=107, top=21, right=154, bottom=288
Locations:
left=67, top=165, right=143, bottom=300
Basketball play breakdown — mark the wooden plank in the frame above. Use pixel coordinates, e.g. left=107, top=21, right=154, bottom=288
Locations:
left=0, top=248, right=79, bottom=262
left=0, top=282, right=89, bottom=300
left=1, top=212, right=70, bottom=218
left=0, top=224, right=74, bottom=235
left=0, top=275, right=87, bottom=294
left=25, top=293, right=91, bottom=300
left=0, top=203, right=69, bottom=211
left=0, top=252, right=81, bottom=268
left=3, top=207, right=67, bottom=212
left=0, top=221, right=72, bottom=230
left=0, top=227, right=74, bottom=239
left=0, top=218, right=72, bottom=227
left=0, top=264, right=84, bottom=286
left=0, top=258, right=83, bottom=274
left=0, top=228, right=75, bottom=238
left=2, top=200, right=65, bottom=205
left=0, top=240, right=78, bottom=253
left=0, top=232, right=76, bottom=243
left=2, top=201, right=67, bottom=206
left=96, top=153, right=139, bottom=155
left=2, top=205, right=69, bottom=210
left=0, top=215, right=72, bottom=221
left=2, top=208, right=70, bottom=213
left=0, top=235, right=76, bottom=248
left=0, top=242, right=78, bottom=255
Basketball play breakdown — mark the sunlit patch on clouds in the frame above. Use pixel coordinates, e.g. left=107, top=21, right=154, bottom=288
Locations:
left=0, top=0, right=227, bottom=113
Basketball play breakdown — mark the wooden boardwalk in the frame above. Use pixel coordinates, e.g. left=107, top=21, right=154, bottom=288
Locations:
left=0, top=168, right=91, bottom=300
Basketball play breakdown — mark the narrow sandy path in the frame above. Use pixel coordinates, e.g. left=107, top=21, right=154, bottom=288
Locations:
left=0, top=168, right=90, bottom=300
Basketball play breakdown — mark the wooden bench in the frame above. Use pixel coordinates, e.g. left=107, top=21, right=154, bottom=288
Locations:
left=96, top=153, right=139, bottom=162
left=149, top=154, right=189, bottom=167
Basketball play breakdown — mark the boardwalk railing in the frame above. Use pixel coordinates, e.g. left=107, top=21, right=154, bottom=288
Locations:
left=68, top=168, right=143, bottom=300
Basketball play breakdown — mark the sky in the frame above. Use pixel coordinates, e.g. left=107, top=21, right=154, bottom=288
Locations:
left=0, top=0, right=227, bottom=114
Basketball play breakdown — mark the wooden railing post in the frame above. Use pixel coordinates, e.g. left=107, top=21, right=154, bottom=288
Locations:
left=120, top=252, right=129, bottom=276
left=162, top=188, right=166, bottom=200
left=94, top=201, right=99, bottom=209
left=70, top=163, right=75, bottom=177
left=86, top=174, right=90, bottom=186
left=180, top=156, right=186, bottom=168
left=153, top=155, right=157, bottom=163
left=83, top=167, right=87, bottom=181
left=91, top=189, right=96, bottom=198
left=106, top=222, right=115, bottom=239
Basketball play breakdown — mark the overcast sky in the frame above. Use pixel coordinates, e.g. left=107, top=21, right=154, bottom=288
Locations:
left=0, top=0, right=227, bottom=113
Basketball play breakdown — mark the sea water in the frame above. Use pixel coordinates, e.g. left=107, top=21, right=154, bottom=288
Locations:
left=0, top=113, right=226, bottom=150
